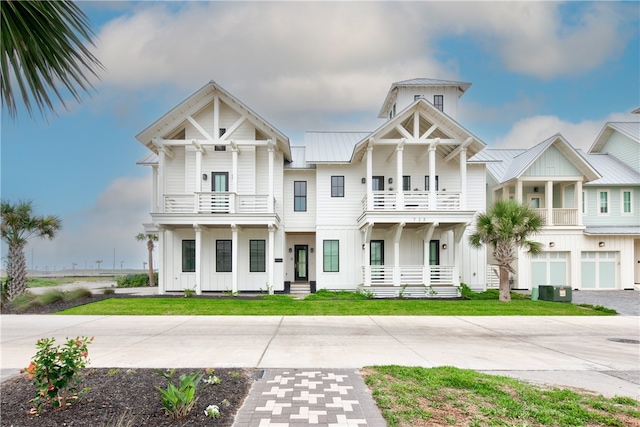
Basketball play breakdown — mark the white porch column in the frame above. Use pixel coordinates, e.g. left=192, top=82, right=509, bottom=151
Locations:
left=396, top=140, right=405, bottom=210
left=268, top=224, right=275, bottom=294
left=194, top=224, right=202, bottom=295
left=157, top=228, right=165, bottom=295
left=231, top=142, right=238, bottom=194
left=194, top=142, right=203, bottom=193
left=158, top=148, right=166, bottom=213
left=453, top=224, right=467, bottom=286
left=362, top=223, right=372, bottom=286
left=152, top=165, right=158, bottom=213
left=546, top=180, right=553, bottom=225
left=515, top=180, right=523, bottom=203
left=459, top=146, right=467, bottom=210
left=575, top=180, right=583, bottom=226
left=268, top=141, right=274, bottom=213
left=393, top=223, right=405, bottom=286
left=366, top=144, right=373, bottom=210
left=428, top=142, right=437, bottom=209
left=231, top=224, right=239, bottom=293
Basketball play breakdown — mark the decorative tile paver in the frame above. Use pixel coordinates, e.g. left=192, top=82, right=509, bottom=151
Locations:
left=233, top=369, right=387, bottom=427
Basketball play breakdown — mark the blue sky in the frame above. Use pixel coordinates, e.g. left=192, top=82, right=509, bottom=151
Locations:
left=1, top=1, right=639, bottom=272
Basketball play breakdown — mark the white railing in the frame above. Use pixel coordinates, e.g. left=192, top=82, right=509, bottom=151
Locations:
left=486, top=265, right=500, bottom=289
left=163, top=193, right=271, bottom=214
left=363, top=265, right=455, bottom=286
left=532, top=208, right=578, bottom=226
left=361, top=191, right=461, bottom=212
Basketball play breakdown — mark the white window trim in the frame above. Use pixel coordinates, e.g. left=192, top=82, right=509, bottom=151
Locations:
left=620, top=188, right=633, bottom=215
left=581, top=190, right=587, bottom=215
left=597, top=189, right=610, bottom=216
left=527, top=194, right=544, bottom=209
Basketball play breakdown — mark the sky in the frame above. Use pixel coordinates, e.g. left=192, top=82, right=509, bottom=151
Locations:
left=1, top=1, right=639, bottom=273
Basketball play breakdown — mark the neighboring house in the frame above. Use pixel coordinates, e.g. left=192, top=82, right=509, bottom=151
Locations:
left=136, top=78, right=488, bottom=296
left=474, top=121, right=640, bottom=290
left=136, top=79, right=639, bottom=295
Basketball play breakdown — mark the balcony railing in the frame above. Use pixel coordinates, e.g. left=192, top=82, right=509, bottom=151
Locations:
left=363, top=265, right=455, bottom=286
left=532, top=208, right=579, bottom=226
left=163, top=193, right=271, bottom=214
left=361, top=191, right=461, bottom=212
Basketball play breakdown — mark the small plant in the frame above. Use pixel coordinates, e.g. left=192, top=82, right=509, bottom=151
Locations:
left=223, top=288, right=238, bottom=297
left=183, top=287, right=196, bottom=298
left=398, top=284, right=408, bottom=298
left=260, top=282, right=274, bottom=295
left=108, top=368, right=120, bottom=376
left=204, top=404, right=220, bottom=419
left=156, top=370, right=204, bottom=419
left=425, top=285, right=439, bottom=297
left=203, top=374, right=221, bottom=385
left=23, top=336, right=94, bottom=411
left=358, top=288, right=375, bottom=299
left=229, top=370, right=240, bottom=378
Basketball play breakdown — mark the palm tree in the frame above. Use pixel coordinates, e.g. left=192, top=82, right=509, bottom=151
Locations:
left=1, top=200, right=61, bottom=300
left=469, top=199, right=544, bottom=302
left=136, top=233, right=158, bottom=287
left=1, top=0, right=104, bottom=119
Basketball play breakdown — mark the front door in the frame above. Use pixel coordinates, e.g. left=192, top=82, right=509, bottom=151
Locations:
left=372, top=176, right=385, bottom=191
left=294, top=245, right=308, bottom=281
left=211, top=172, right=229, bottom=212
left=429, top=240, right=440, bottom=282
left=370, top=240, right=385, bottom=282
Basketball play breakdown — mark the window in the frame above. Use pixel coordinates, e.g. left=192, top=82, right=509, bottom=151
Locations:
left=403, top=176, right=411, bottom=191
left=249, top=240, right=266, bottom=272
left=215, top=128, right=226, bottom=151
left=581, top=191, right=587, bottom=214
left=414, top=95, right=423, bottom=101
left=323, top=240, right=339, bottom=272
left=216, top=240, right=232, bottom=272
left=621, top=189, right=633, bottom=214
left=434, top=95, right=444, bottom=111
left=182, top=240, right=195, bottom=272
left=425, top=175, right=439, bottom=191
left=294, top=181, right=307, bottom=211
left=331, top=176, right=344, bottom=197
left=598, top=190, right=609, bottom=214
left=372, top=176, right=385, bottom=191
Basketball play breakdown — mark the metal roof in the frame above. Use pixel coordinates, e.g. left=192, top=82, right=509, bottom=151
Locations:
left=137, top=152, right=158, bottom=165
left=470, top=149, right=525, bottom=182
left=584, top=226, right=640, bottom=235
left=286, top=146, right=315, bottom=169
left=577, top=151, right=640, bottom=185
left=305, top=131, right=370, bottom=163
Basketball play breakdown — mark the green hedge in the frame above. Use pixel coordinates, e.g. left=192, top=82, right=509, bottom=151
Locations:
left=116, top=273, right=158, bottom=288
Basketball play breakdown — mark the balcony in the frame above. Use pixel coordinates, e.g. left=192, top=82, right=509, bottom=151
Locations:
left=163, top=192, right=271, bottom=214
left=361, top=191, right=461, bottom=212
left=532, top=208, right=579, bottom=226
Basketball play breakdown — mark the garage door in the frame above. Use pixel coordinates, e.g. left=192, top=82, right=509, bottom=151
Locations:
left=581, top=252, right=617, bottom=289
left=531, top=252, right=568, bottom=287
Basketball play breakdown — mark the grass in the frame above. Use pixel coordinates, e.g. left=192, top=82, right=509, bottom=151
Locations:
left=6, top=287, right=94, bottom=312
left=27, top=276, right=115, bottom=288
left=363, top=365, right=640, bottom=427
left=59, top=296, right=613, bottom=316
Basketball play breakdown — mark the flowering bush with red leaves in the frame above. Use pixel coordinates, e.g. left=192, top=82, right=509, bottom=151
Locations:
left=22, top=336, right=94, bottom=412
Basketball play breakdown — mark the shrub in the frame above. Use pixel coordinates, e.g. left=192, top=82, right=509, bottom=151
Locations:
left=7, top=291, right=39, bottom=311
left=38, top=289, right=66, bottom=305
left=23, top=336, right=94, bottom=411
left=103, top=287, right=115, bottom=295
left=156, top=370, right=204, bottom=419
left=65, top=287, right=93, bottom=301
left=116, top=273, right=158, bottom=288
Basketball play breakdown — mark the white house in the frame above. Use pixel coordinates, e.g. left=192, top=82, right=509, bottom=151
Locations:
left=136, top=79, right=639, bottom=295
left=136, top=78, right=488, bottom=296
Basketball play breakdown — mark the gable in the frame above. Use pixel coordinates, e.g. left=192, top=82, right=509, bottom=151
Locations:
left=523, top=144, right=582, bottom=177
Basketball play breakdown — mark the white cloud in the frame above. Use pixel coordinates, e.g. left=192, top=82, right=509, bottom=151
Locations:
left=28, top=175, right=151, bottom=271
left=494, top=111, right=640, bottom=151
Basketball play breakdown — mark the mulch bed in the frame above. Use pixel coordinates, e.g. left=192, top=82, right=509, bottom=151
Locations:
left=1, top=368, right=255, bottom=427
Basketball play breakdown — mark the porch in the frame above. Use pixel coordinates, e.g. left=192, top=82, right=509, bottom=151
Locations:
left=357, top=283, right=461, bottom=299
left=361, top=191, right=461, bottom=212
left=363, top=265, right=455, bottom=286
left=163, top=192, right=273, bottom=214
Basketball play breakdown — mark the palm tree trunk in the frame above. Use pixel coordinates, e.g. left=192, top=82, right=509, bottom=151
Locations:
left=498, top=264, right=511, bottom=302
left=7, top=241, right=27, bottom=299
left=147, top=241, right=155, bottom=287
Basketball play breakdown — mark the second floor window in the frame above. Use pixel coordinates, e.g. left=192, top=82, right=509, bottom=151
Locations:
left=425, top=175, right=439, bottom=191
left=331, top=176, right=344, bottom=197
left=598, top=190, right=609, bottom=214
left=434, top=95, right=443, bottom=111
left=216, top=240, right=232, bottom=272
left=182, top=240, right=195, bottom=272
left=294, top=181, right=307, bottom=211
left=622, top=190, right=633, bottom=214
left=215, top=128, right=227, bottom=151
left=403, top=176, right=411, bottom=191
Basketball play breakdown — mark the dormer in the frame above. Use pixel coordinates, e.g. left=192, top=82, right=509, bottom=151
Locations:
left=378, top=78, right=471, bottom=121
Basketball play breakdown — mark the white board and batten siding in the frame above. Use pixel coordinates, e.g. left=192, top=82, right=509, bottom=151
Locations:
left=315, top=165, right=364, bottom=227
left=465, top=164, right=486, bottom=211
left=394, top=85, right=462, bottom=119
left=315, top=227, right=362, bottom=290
left=283, top=170, right=317, bottom=231
left=600, top=130, right=640, bottom=173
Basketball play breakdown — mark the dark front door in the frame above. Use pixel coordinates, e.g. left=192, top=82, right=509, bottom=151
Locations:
left=370, top=240, right=385, bottom=281
left=372, top=176, right=385, bottom=191
left=294, top=245, right=308, bottom=281
left=211, top=172, right=229, bottom=212
left=429, top=239, right=440, bottom=282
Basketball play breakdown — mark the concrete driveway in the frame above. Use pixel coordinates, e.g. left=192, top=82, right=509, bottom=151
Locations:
left=2, top=315, right=638, bottom=399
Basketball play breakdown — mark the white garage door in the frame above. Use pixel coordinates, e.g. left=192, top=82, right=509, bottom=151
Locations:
left=531, top=252, right=568, bottom=287
left=581, top=252, right=617, bottom=289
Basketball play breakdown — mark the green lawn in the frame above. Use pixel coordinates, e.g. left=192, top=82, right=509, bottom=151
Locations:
left=364, top=366, right=639, bottom=426
left=60, top=297, right=613, bottom=316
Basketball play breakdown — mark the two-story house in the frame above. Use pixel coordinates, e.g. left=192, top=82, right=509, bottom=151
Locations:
left=474, top=121, right=640, bottom=290
left=137, top=78, right=489, bottom=296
